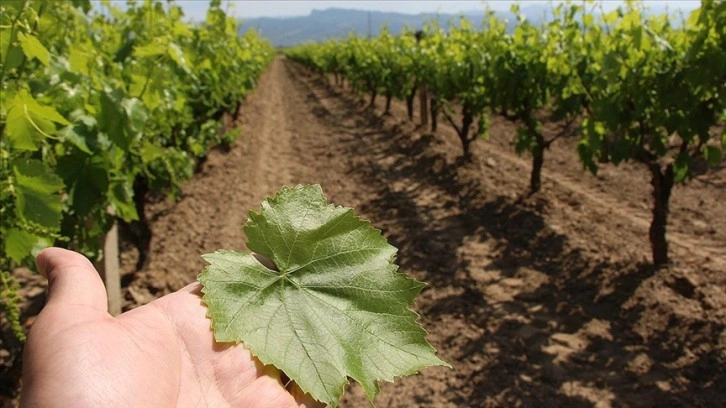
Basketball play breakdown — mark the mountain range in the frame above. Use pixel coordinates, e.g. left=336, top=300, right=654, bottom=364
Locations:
left=237, top=7, right=524, bottom=47
left=238, top=5, right=691, bottom=47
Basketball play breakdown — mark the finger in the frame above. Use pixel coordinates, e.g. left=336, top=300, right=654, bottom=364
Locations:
left=289, top=381, right=326, bottom=408
left=175, top=281, right=203, bottom=296
left=258, top=360, right=284, bottom=386
left=35, top=247, right=108, bottom=313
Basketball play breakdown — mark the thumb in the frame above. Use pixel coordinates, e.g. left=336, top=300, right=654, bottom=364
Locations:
left=35, top=247, right=109, bottom=313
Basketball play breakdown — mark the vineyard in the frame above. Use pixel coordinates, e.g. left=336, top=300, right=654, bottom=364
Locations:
left=2, top=0, right=725, bottom=407
left=0, top=0, right=272, bottom=333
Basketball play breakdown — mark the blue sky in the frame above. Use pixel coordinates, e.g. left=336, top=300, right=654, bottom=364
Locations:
left=108, top=1, right=702, bottom=20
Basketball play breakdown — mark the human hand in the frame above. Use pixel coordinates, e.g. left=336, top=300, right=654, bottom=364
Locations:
left=21, top=247, right=323, bottom=408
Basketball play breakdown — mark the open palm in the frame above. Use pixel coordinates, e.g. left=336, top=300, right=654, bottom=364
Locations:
left=21, top=248, right=321, bottom=408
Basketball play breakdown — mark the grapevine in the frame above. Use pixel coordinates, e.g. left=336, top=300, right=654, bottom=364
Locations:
left=285, top=1, right=724, bottom=265
left=0, top=0, right=273, bottom=339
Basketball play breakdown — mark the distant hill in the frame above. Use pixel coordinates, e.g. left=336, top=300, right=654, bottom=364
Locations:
left=238, top=5, right=694, bottom=48
left=237, top=8, right=503, bottom=47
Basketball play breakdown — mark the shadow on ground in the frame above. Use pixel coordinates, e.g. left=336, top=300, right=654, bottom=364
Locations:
left=290, top=61, right=725, bottom=407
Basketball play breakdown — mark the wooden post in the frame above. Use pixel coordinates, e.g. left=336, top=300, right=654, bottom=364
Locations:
left=419, top=84, right=429, bottom=126
left=96, top=222, right=122, bottom=315
left=414, top=30, right=428, bottom=127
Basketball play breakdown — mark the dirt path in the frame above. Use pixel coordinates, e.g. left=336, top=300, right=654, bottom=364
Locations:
left=122, top=58, right=334, bottom=300
left=4, top=57, right=719, bottom=407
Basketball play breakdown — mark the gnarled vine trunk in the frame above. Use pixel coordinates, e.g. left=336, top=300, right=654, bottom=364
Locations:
left=405, top=86, right=416, bottom=121
left=384, top=92, right=392, bottom=115
left=648, top=162, right=675, bottom=266
left=430, top=96, right=439, bottom=132
left=459, top=105, right=474, bottom=159
left=419, top=84, right=428, bottom=126
left=526, top=117, right=546, bottom=194
left=443, top=104, right=474, bottom=160
left=120, top=175, right=152, bottom=271
left=367, top=81, right=377, bottom=109
left=530, top=144, right=544, bottom=194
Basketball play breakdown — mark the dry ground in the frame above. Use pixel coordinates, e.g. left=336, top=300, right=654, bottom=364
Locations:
left=3, top=57, right=724, bottom=407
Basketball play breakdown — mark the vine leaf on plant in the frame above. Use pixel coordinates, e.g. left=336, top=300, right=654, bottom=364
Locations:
left=198, top=184, right=448, bottom=407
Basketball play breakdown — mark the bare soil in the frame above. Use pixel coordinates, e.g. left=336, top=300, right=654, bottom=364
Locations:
left=2, top=57, right=724, bottom=407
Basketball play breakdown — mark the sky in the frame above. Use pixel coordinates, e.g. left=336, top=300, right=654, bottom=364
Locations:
left=168, top=0, right=702, bottom=20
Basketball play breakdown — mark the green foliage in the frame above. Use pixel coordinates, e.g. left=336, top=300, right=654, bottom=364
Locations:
left=0, top=0, right=273, bottom=340
left=5, top=89, right=71, bottom=150
left=199, top=185, right=447, bottom=407
left=577, top=0, right=725, bottom=177
left=11, top=158, right=64, bottom=230
left=286, top=1, right=723, bottom=263
left=285, top=28, right=419, bottom=102
left=1, top=269, right=25, bottom=341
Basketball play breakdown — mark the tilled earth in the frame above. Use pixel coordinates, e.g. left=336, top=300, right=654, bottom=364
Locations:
left=3, top=58, right=724, bottom=407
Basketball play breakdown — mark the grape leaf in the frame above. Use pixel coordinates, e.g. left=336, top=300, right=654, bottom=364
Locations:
left=12, top=158, right=64, bottom=229
left=18, top=32, right=50, bottom=67
left=3, top=228, right=40, bottom=264
left=199, top=184, right=448, bottom=407
left=5, top=90, right=71, bottom=151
